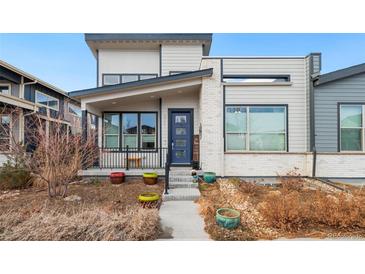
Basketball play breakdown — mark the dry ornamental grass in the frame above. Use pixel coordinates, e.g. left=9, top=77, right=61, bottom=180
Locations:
left=197, top=172, right=365, bottom=240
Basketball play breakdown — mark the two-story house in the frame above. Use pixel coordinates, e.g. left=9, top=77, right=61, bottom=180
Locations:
left=70, top=33, right=324, bottom=180
left=0, top=59, right=82, bottom=165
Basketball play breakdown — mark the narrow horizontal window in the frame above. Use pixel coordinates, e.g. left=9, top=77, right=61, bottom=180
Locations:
left=103, top=74, right=158, bottom=86
left=223, top=75, right=290, bottom=83
left=225, top=106, right=287, bottom=152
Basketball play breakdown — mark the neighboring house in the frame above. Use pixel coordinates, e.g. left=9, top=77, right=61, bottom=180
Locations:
left=70, top=33, right=326, bottom=178
left=313, top=63, right=365, bottom=178
left=0, top=59, right=82, bottom=165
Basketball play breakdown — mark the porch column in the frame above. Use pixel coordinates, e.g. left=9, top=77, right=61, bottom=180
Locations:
left=81, top=110, right=88, bottom=142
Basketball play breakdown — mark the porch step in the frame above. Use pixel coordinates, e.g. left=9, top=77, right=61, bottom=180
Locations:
left=169, top=175, right=194, bottom=182
left=163, top=188, right=200, bottom=201
left=169, top=181, right=198, bottom=189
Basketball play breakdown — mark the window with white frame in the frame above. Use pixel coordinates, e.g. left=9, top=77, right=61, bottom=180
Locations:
left=339, top=104, right=364, bottom=151
left=68, top=103, right=81, bottom=117
left=0, top=84, right=11, bottom=95
left=35, top=91, right=59, bottom=111
left=0, top=115, right=11, bottom=151
left=225, top=106, right=287, bottom=152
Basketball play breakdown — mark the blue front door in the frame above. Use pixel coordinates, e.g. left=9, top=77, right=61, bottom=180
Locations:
left=170, top=111, right=192, bottom=164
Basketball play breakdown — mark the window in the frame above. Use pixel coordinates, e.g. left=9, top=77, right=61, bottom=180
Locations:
left=223, top=75, right=290, bottom=83
left=0, top=84, right=10, bottom=95
left=122, top=75, right=139, bottom=83
left=103, top=112, right=157, bottom=150
left=35, top=91, right=59, bottom=111
left=140, top=113, right=156, bottom=149
left=225, top=106, right=287, bottom=152
left=104, top=113, right=119, bottom=148
left=102, top=74, right=158, bottom=86
left=122, top=113, right=138, bottom=148
left=340, top=104, right=364, bottom=151
left=0, top=115, right=11, bottom=151
left=103, top=75, right=120, bottom=85
left=68, top=103, right=81, bottom=117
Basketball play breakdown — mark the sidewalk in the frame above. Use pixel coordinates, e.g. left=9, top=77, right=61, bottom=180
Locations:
left=158, top=201, right=211, bottom=241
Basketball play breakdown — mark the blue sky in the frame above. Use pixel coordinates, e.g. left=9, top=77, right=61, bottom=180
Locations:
left=1, top=33, right=365, bottom=91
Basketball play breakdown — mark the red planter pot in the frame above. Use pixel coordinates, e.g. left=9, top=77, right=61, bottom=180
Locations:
left=110, top=172, right=125, bottom=184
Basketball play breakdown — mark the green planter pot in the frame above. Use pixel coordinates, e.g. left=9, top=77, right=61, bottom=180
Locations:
left=216, top=208, right=241, bottom=229
left=203, top=172, right=216, bottom=184
left=143, top=172, right=158, bottom=185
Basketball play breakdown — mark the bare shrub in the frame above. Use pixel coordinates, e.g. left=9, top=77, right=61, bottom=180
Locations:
left=0, top=206, right=161, bottom=241
left=0, top=105, right=98, bottom=198
left=310, top=191, right=365, bottom=229
left=278, top=167, right=305, bottom=192
left=258, top=191, right=309, bottom=231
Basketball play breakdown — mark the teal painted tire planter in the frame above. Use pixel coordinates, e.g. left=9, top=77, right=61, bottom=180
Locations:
left=203, top=172, right=216, bottom=184
left=216, top=208, right=241, bottom=229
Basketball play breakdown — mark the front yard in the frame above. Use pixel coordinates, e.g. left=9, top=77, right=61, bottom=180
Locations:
left=0, top=179, right=163, bottom=240
left=197, top=177, right=365, bottom=240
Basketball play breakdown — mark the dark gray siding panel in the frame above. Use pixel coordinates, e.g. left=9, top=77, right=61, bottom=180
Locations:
left=314, top=72, right=365, bottom=152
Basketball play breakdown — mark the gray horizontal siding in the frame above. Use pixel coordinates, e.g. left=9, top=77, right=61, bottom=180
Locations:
left=314, top=72, right=365, bottom=152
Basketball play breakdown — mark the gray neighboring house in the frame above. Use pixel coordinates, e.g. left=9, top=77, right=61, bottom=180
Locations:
left=0, top=59, right=82, bottom=165
left=314, top=63, right=365, bottom=178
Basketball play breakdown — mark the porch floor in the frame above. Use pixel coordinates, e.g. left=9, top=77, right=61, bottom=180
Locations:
left=78, top=168, right=165, bottom=177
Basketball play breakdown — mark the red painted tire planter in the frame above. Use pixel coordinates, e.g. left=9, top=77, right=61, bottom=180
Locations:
left=109, top=172, right=125, bottom=184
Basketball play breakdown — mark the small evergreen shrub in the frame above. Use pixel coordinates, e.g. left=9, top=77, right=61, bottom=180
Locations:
left=0, top=159, right=32, bottom=190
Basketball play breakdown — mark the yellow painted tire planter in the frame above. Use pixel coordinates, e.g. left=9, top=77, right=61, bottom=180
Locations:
left=143, top=172, right=158, bottom=185
left=138, top=192, right=160, bottom=203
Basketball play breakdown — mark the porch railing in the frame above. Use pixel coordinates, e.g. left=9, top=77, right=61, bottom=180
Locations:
left=98, top=146, right=168, bottom=170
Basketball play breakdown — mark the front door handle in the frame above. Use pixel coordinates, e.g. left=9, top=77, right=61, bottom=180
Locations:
left=172, top=140, right=174, bottom=150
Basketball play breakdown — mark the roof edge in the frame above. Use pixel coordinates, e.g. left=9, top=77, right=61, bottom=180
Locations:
left=315, top=62, right=365, bottom=86
left=69, top=68, right=213, bottom=98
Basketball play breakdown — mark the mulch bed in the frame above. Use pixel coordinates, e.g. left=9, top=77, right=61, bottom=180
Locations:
left=197, top=178, right=365, bottom=241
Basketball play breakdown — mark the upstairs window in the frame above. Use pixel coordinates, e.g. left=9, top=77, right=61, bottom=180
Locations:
left=103, top=74, right=158, bottom=86
left=223, top=75, right=290, bottom=83
left=0, top=84, right=10, bottom=95
left=35, top=91, right=59, bottom=111
left=225, top=106, right=287, bottom=152
left=340, top=104, right=364, bottom=151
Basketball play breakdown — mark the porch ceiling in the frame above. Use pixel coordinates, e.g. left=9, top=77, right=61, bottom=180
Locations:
left=86, top=85, right=200, bottom=110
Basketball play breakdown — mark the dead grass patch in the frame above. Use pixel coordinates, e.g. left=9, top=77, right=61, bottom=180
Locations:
left=0, top=179, right=164, bottom=241
left=197, top=176, right=365, bottom=240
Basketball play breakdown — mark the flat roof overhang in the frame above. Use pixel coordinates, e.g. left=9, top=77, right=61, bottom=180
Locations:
left=85, top=33, right=212, bottom=57
left=69, top=68, right=213, bottom=101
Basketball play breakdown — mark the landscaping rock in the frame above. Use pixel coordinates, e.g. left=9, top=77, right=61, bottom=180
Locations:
left=64, top=195, right=82, bottom=202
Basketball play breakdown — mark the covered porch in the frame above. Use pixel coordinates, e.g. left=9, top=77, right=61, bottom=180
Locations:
left=69, top=69, right=213, bottom=173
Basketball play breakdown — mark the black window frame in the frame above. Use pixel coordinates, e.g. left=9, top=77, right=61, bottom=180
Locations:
left=102, top=111, right=158, bottom=152
left=222, top=74, right=291, bottom=83
left=224, top=104, right=289, bottom=153
left=102, top=73, right=158, bottom=86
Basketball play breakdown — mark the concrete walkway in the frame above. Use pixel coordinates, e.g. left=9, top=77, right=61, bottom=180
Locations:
left=158, top=201, right=211, bottom=241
